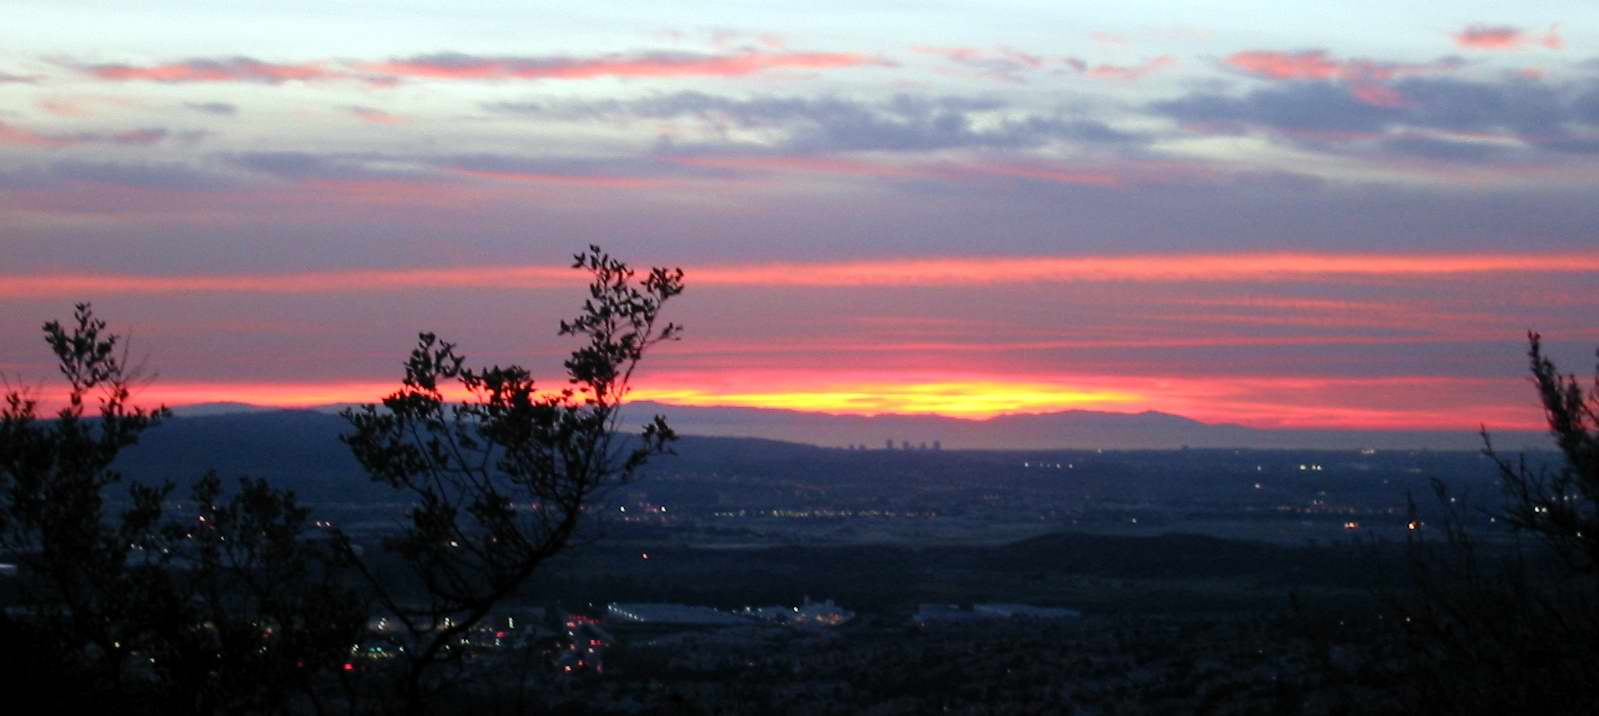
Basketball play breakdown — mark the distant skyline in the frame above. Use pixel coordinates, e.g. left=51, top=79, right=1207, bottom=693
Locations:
left=3, top=2, right=1597, bottom=431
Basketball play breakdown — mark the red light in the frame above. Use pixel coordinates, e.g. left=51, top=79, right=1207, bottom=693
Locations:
left=343, top=663, right=354, bottom=671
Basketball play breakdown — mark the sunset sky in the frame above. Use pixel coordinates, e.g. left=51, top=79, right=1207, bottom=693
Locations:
left=3, top=2, right=1597, bottom=432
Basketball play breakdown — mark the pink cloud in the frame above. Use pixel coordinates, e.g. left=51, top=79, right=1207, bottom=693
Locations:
left=1225, top=50, right=1341, bottom=80
left=346, top=106, right=405, bottom=125
left=362, top=50, right=891, bottom=81
left=1348, top=82, right=1408, bottom=108
left=1227, top=51, right=1456, bottom=83
left=1082, top=55, right=1177, bottom=80
left=1455, top=24, right=1563, bottom=50
left=1224, top=50, right=1460, bottom=106
left=999, top=48, right=1044, bottom=68
left=15, top=251, right=1594, bottom=299
left=0, top=120, right=68, bottom=147
left=38, top=98, right=90, bottom=117
left=70, top=49, right=891, bottom=87
left=0, top=121, right=165, bottom=148
left=81, top=57, right=336, bottom=83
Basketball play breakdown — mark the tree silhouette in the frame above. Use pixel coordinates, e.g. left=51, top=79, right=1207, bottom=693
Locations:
left=1396, top=332, right=1599, bottom=714
left=0, top=304, right=170, bottom=702
left=0, top=304, right=365, bottom=714
left=1487, top=333, right=1599, bottom=574
left=339, top=246, right=684, bottom=710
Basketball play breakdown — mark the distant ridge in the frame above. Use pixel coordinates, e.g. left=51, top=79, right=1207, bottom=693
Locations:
left=170, top=402, right=358, bottom=418
left=169, top=402, right=282, bottom=417
left=154, top=401, right=1547, bottom=451
left=616, top=401, right=1546, bottom=451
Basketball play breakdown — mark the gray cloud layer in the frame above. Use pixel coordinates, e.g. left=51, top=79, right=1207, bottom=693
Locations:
left=489, top=91, right=1146, bottom=154
left=184, top=102, right=238, bottom=116
left=1152, top=74, right=1599, bottom=161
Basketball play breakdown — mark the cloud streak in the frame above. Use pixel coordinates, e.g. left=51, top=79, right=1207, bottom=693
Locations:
left=0, top=120, right=67, bottom=147
left=4, top=251, right=1596, bottom=298
left=1077, top=55, right=1177, bottom=81
left=1225, top=50, right=1459, bottom=83
left=1222, top=49, right=1461, bottom=108
left=913, top=45, right=1176, bottom=83
left=362, top=49, right=891, bottom=81
left=183, top=102, right=238, bottom=116
left=345, top=106, right=404, bottom=125
left=495, top=91, right=1144, bottom=154
left=66, top=48, right=891, bottom=87
left=913, top=45, right=1046, bottom=83
left=78, top=57, right=337, bottom=83
left=1454, top=24, right=1564, bottom=51
left=0, top=121, right=173, bottom=148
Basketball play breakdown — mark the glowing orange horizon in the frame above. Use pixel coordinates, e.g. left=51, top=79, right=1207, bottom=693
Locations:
left=628, top=381, right=1141, bottom=419
left=8, top=373, right=1544, bottom=433
left=4, top=250, right=1598, bottom=299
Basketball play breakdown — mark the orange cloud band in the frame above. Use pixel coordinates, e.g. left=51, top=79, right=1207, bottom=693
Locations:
left=23, top=373, right=1537, bottom=431
left=4, top=251, right=1596, bottom=298
left=630, top=381, right=1141, bottom=418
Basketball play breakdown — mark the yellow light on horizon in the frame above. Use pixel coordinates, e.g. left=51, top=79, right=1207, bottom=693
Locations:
left=629, top=380, right=1142, bottom=419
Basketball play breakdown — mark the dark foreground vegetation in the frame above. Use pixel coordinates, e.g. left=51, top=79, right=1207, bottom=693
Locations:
left=3, top=250, right=1596, bottom=713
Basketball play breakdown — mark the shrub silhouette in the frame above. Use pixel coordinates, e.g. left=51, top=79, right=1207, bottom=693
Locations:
left=1397, top=333, right=1599, bottom=714
left=0, top=304, right=364, bottom=714
left=339, top=246, right=684, bottom=710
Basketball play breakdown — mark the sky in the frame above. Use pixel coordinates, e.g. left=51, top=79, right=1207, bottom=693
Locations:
left=2, top=2, right=1597, bottom=433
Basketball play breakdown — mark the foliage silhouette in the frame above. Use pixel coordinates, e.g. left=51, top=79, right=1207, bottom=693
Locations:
left=0, top=304, right=364, bottom=715
left=339, top=246, right=683, bottom=710
left=1395, top=332, right=1599, bottom=715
